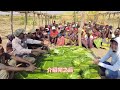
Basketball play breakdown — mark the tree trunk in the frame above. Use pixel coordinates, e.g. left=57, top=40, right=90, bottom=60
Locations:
left=24, top=11, right=27, bottom=31
left=52, top=16, right=54, bottom=24
left=33, top=11, right=35, bottom=29
left=51, top=15, right=53, bottom=24
left=45, top=14, right=47, bottom=25
left=94, top=14, right=98, bottom=23
left=39, top=11, right=41, bottom=26
left=78, top=12, right=85, bottom=46
left=48, top=16, right=50, bottom=25
left=73, top=11, right=76, bottom=22
left=37, top=14, right=40, bottom=26
left=118, top=17, right=120, bottom=28
left=41, top=14, right=43, bottom=26
left=11, top=11, right=13, bottom=35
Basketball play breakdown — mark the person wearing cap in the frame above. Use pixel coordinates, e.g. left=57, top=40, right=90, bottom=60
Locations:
left=94, top=37, right=120, bottom=79
left=12, top=28, right=48, bottom=63
left=57, top=30, right=65, bottom=46
left=72, top=24, right=76, bottom=29
left=50, top=26, right=58, bottom=45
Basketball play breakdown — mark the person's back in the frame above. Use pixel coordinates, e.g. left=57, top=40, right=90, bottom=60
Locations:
left=50, top=29, right=58, bottom=38
left=57, top=35, right=65, bottom=46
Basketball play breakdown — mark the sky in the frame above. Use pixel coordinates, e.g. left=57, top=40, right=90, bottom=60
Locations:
left=0, top=11, right=72, bottom=15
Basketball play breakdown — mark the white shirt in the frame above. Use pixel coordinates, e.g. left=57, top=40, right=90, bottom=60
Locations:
left=12, top=37, right=41, bottom=55
left=98, top=37, right=120, bottom=78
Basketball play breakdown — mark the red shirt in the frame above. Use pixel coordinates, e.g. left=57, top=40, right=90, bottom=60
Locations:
left=92, top=31, right=100, bottom=39
left=50, top=30, right=58, bottom=37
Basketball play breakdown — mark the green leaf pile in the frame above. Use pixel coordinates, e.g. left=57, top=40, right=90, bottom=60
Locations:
left=15, top=46, right=101, bottom=79
left=94, top=38, right=102, bottom=48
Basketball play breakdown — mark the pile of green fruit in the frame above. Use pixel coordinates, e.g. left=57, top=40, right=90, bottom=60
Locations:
left=15, top=46, right=101, bottom=79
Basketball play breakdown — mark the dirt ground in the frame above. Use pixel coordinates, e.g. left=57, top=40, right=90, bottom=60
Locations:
left=91, top=48, right=108, bottom=58
left=91, top=48, right=111, bottom=62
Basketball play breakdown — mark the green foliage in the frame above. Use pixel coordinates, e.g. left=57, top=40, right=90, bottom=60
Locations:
left=82, top=69, right=100, bottom=79
left=94, top=38, right=102, bottom=48
left=15, top=46, right=100, bottom=79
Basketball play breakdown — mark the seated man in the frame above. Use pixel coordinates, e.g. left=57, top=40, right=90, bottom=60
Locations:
left=85, top=30, right=94, bottom=49
left=0, top=45, right=36, bottom=79
left=27, top=29, right=50, bottom=51
left=114, top=28, right=120, bottom=38
left=12, top=29, right=48, bottom=63
left=93, top=37, right=120, bottom=79
left=27, top=29, right=42, bottom=49
left=50, top=26, right=58, bottom=45
left=6, top=34, right=15, bottom=46
left=57, top=31, right=65, bottom=46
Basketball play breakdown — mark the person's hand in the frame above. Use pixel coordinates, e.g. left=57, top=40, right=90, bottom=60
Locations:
left=35, top=48, right=42, bottom=52
left=43, top=40, right=49, bottom=45
left=40, top=50, right=48, bottom=54
left=93, top=59, right=100, bottom=64
left=40, top=41, right=44, bottom=45
left=8, top=51, right=14, bottom=56
left=34, top=48, right=47, bottom=54
left=25, top=64, right=37, bottom=72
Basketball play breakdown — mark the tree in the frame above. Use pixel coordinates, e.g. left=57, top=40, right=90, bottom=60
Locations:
left=78, top=11, right=85, bottom=46
left=24, top=11, right=28, bottom=31
left=73, top=11, right=76, bottom=22
left=33, top=11, right=35, bottom=29
left=10, top=11, right=13, bottom=35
